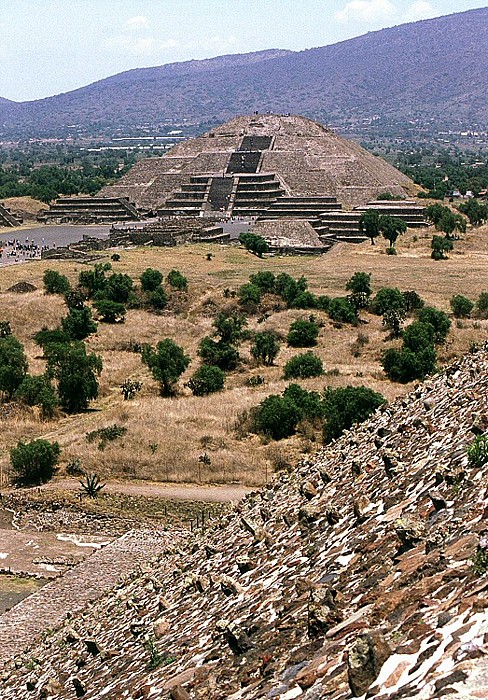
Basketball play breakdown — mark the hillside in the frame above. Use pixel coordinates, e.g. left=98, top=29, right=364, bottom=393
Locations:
left=0, top=343, right=487, bottom=698
left=0, top=8, right=486, bottom=138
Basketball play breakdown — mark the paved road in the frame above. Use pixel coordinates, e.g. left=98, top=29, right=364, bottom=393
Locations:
left=35, top=478, right=252, bottom=503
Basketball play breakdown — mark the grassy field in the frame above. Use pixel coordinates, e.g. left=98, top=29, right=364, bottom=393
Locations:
left=0, top=223, right=486, bottom=488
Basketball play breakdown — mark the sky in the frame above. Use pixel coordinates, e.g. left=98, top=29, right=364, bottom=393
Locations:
left=0, top=0, right=486, bottom=102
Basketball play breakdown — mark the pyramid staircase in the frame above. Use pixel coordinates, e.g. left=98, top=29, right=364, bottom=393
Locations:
left=42, top=197, right=143, bottom=224
left=0, top=202, right=22, bottom=227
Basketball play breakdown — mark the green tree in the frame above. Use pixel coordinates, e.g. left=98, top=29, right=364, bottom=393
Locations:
left=251, top=331, right=280, bottom=365
left=64, top=288, right=86, bottom=310
left=249, top=271, right=276, bottom=293
left=61, top=306, right=97, bottom=340
left=0, top=335, right=28, bottom=400
left=43, top=269, right=70, bottom=295
left=328, top=297, right=358, bottom=324
left=322, top=386, right=386, bottom=442
left=382, top=345, right=437, bottom=383
left=287, top=319, right=319, bottom=347
left=238, top=282, right=261, bottom=309
left=346, top=271, right=372, bottom=297
left=418, top=306, right=451, bottom=343
left=402, top=290, right=424, bottom=313
left=16, top=374, right=58, bottom=419
left=78, top=262, right=111, bottom=298
left=213, top=312, right=247, bottom=345
left=379, top=215, right=407, bottom=248
left=146, top=286, right=167, bottom=310
left=436, top=210, right=466, bottom=236
left=142, top=339, right=190, bottom=396
left=475, top=292, right=488, bottom=319
left=186, top=364, right=225, bottom=396
left=140, top=268, right=164, bottom=292
left=371, top=288, right=406, bottom=316
left=431, top=235, right=454, bottom=260
left=240, top=232, right=269, bottom=257
left=10, top=439, right=60, bottom=486
left=450, top=294, right=474, bottom=318
left=359, top=210, right=381, bottom=245
left=47, top=342, right=102, bottom=413
left=93, top=299, right=126, bottom=324
left=198, top=337, right=239, bottom=370
left=167, top=269, right=188, bottom=291
left=283, top=352, right=323, bottom=379
left=34, top=327, right=70, bottom=350
left=254, top=394, right=300, bottom=440
left=103, top=272, right=133, bottom=303
left=458, top=199, right=488, bottom=227
left=425, top=203, right=447, bottom=226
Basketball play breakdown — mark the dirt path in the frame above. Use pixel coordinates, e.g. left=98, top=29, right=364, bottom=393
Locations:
left=35, top=478, right=252, bottom=503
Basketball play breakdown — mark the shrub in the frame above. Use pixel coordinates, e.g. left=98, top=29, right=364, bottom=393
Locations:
left=61, top=306, right=97, bottom=340
left=240, top=232, right=269, bottom=257
left=251, top=331, right=280, bottom=365
left=371, top=288, right=406, bottom=316
left=103, top=272, right=133, bottom=304
left=93, top=299, right=126, bottom=324
left=140, top=268, right=164, bottom=292
left=289, top=291, right=318, bottom=309
left=254, top=394, right=301, bottom=440
left=142, top=339, right=190, bottom=396
left=43, top=269, right=70, bottom=295
left=402, top=290, right=424, bottom=313
left=186, top=364, right=225, bottom=396
left=287, top=319, right=319, bottom=347
left=450, top=294, right=474, bottom=318
left=16, top=374, right=58, bottom=419
left=0, top=335, right=28, bottom=400
left=86, top=424, right=127, bottom=450
left=382, top=308, right=406, bottom=337
left=431, top=235, right=453, bottom=260
left=238, top=282, right=261, bottom=309
left=198, top=337, right=239, bottom=371
left=283, top=352, right=323, bottom=379
left=275, top=273, right=308, bottom=306
left=249, top=271, right=276, bottom=293
left=34, top=327, right=70, bottom=349
left=316, top=295, right=331, bottom=312
left=0, top=321, right=11, bottom=338
left=213, top=312, right=247, bottom=345
left=328, top=297, right=358, bottom=324
left=10, top=439, right=60, bottom=486
left=475, top=292, right=488, bottom=319
left=120, top=379, right=142, bottom=400
left=167, top=269, right=188, bottom=291
left=418, top=306, right=451, bottom=343
left=346, top=271, right=372, bottom=297
left=322, top=386, right=386, bottom=442
left=78, top=262, right=111, bottom=298
left=467, top=435, right=488, bottom=468
left=382, top=345, right=437, bottom=383
left=146, top=285, right=167, bottom=310
left=379, top=215, right=407, bottom=247
left=283, top=383, right=324, bottom=421
left=402, top=321, right=436, bottom=352
left=64, top=288, right=86, bottom=310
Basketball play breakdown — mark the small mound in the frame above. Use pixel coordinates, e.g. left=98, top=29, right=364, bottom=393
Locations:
left=6, top=281, right=37, bottom=293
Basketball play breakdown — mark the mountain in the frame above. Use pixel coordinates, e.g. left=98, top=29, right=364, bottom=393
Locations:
left=0, top=8, right=486, bottom=138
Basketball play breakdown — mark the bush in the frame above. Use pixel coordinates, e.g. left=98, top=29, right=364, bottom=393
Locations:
left=43, top=269, right=70, bottom=295
left=146, top=285, right=167, bottom=311
left=328, top=297, right=358, bottom=324
left=431, top=235, right=453, bottom=260
left=382, top=345, right=437, bottom=383
left=402, top=290, right=424, bottom=313
left=249, top=271, right=276, bottom=293
left=322, top=386, right=386, bottom=442
left=254, top=394, right=300, bottom=440
left=402, top=321, right=436, bottom=352
left=213, top=312, right=247, bottom=345
left=346, top=271, right=372, bottom=296
left=475, top=292, right=488, bottom=319
left=371, top=288, right=406, bottom=316
left=198, top=337, right=239, bottom=371
left=16, top=374, right=58, bottom=419
left=467, top=435, right=488, bottom=468
left=238, top=282, right=261, bottom=309
left=284, top=352, right=323, bottom=379
left=240, top=232, right=269, bottom=257
left=61, top=306, right=97, bottom=340
left=287, top=319, right=319, bottom=347
left=275, top=273, right=308, bottom=306
left=251, top=331, right=280, bottom=365
left=418, top=306, right=451, bottom=343
left=289, top=290, right=318, bottom=309
left=450, top=294, right=474, bottom=318
left=93, top=299, right=126, bottom=324
left=140, top=268, right=164, bottom=292
left=103, top=272, right=133, bottom=303
left=186, top=364, right=225, bottom=396
left=64, top=288, right=86, bottom=310
left=34, top=327, right=70, bottom=349
left=167, top=269, right=188, bottom=291
left=0, top=335, right=28, bottom=400
left=283, top=383, right=324, bottom=421
left=78, top=262, right=111, bottom=298
left=142, top=339, right=190, bottom=396
left=10, top=439, right=60, bottom=486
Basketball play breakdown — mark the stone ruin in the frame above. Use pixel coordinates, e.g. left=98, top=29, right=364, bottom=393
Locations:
left=0, top=343, right=487, bottom=699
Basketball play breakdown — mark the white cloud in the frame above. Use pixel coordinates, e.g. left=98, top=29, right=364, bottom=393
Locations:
left=335, top=0, right=396, bottom=24
left=105, top=34, right=179, bottom=57
left=124, top=15, right=150, bottom=31
left=401, top=1, right=436, bottom=23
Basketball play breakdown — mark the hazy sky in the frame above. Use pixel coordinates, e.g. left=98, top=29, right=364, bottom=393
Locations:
left=0, top=0, right=486, bottom=102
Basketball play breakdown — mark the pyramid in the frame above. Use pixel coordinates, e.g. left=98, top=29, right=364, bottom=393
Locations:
left=101, top=114, right=416, bottom=214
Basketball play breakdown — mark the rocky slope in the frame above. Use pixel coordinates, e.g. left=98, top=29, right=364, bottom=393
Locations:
left=0, top=8, right=486, bottom=137
left=0, top=344, right=487, bottom=699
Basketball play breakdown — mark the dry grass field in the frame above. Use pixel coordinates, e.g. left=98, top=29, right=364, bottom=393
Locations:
left=0, top=223, right=486, bottom=488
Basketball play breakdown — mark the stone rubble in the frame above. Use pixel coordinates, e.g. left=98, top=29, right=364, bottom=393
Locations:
left=0, top=344, right=487, bottom=699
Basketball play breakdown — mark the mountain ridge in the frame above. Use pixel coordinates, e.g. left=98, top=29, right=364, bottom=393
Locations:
left=0, top=8, right=486, bottom=137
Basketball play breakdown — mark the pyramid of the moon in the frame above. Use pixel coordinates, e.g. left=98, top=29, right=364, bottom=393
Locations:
left=101, top=114, right=415, bottom=215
